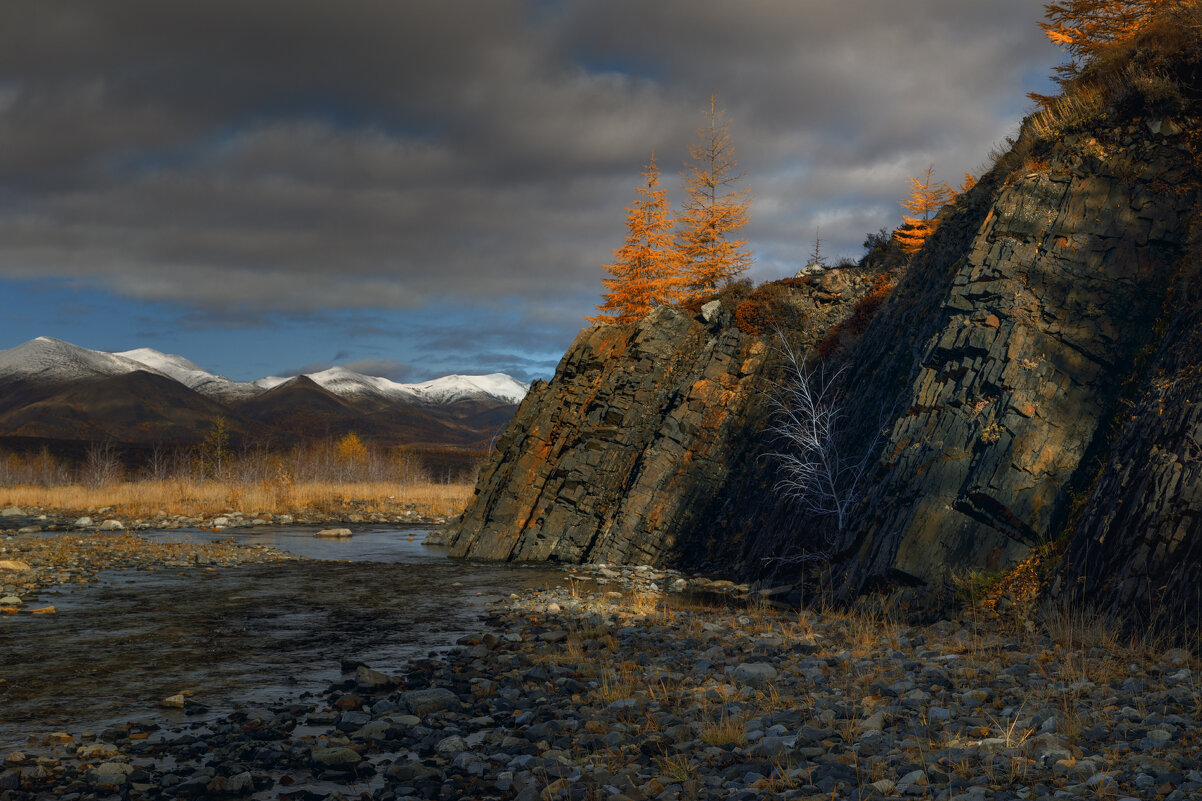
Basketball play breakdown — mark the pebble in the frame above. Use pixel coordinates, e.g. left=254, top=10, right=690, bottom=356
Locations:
left=2, top=579, right=1197, bottom=801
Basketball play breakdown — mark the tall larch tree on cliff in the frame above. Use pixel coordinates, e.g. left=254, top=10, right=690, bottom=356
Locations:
left=677, top=95, right=752, bottom=296
left=892, top=165, right=954, bottom=256
left=589, top=156, right=683, bottom=324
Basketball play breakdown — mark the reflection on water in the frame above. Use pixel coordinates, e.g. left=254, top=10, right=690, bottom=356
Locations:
left=0, top=527, right=565, bottom=749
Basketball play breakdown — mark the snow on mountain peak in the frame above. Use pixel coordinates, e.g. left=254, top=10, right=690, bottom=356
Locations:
left=0, top=336, right=152, bottom=383
left=1, top=337, right=529, bottom=406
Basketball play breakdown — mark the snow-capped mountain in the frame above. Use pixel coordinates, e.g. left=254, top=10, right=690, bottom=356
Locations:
left=0, top=336, right=158, bottom=384
left=115, top=347, right=262, bottom=399
left=0, top=336, right=530, bottom=450
left=410, top=373, right=529, bottom=405
left=254, top=367, right=529, bottom=405
left=0, top=337, right=528, bottom=407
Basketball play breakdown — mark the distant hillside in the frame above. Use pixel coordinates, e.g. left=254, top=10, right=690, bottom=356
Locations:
left=0, top=337, right=528, bottom=452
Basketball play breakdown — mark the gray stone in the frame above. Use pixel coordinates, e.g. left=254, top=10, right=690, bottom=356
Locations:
left=401, top=687, right=462, bottom=716
left=0, top=507, right=23, bottom=517
left=315, top=528, right=353, bottom=538
left=74, top=516, right=93, bottom=527
left=311, top=746, right=362, bottom=768
left=701, top=299, right=722, bottom=322
left=354, top=664, right=394, bottom=689
left=98, top=519, right=123, bottom=531
left=435, top=735, right=469, bottom=757
left=727, top=662, right=778, bottom=685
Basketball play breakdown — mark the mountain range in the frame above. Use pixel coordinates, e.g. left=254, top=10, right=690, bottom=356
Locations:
left=0, top=337, right=528, bottom=452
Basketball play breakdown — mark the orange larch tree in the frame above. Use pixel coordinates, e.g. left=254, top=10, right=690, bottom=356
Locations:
left=1038, top=0, right=1191, bottom=88
left=960, top=172, right=977, bottom=194
left=676, top=94, right=752, bottom=296
left=892, top=165, right=954, bottom=256
left=590, top=156, right=683, bottom=324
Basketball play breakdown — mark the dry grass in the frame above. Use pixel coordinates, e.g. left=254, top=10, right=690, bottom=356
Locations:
left=699, top=713, right=745, bottom=747
left=0, top=478, right=473, bottom=519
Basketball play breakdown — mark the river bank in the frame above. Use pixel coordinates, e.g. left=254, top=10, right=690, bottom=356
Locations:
left=0, top=477, right=472, bottom=534
left=2, top=569, right=1198, bottom=801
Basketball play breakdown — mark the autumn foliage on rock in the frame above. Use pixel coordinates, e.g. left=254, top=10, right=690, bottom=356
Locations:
left=590, top=156, right=682, bottom=324
left=1039, top=0, right=1195, bottom=85
left=591, top=96, right=752, bottom=324
left=676, top=95, right=753, bottom=295
left=892, top=165, right=955, bottom=255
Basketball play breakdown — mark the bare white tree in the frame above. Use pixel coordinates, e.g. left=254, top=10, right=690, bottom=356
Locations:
left=82, top=440, right=123, bottom=488
left=766, top=334, right=881, bottom=556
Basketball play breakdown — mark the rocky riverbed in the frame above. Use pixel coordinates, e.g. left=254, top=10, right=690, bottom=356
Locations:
left=0, top=531, right=305, bottom=614
left=1, top=572, right=1197, bottom=801
left=0, top=505, right=453, bottom=537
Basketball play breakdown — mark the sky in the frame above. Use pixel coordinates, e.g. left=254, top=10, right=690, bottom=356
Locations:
left=0, top=1, right=1063, bottom=383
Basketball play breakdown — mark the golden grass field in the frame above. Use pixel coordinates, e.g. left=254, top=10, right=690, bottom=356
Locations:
left=0, top=479, right=475, bottom=519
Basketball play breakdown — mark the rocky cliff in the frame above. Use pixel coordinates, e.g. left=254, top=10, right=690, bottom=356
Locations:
left=445, top=85, right=1201, bottom=627
left=445, top=271, right=884, bottom=565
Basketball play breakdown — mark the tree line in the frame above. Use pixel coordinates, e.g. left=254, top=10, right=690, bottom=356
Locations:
left=590, top=95, right=752, bottom=324
left=588, top=96, right=972, bottom=323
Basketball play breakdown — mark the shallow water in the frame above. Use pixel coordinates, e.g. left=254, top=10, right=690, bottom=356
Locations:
left=0, top=527, right=566, bottom=749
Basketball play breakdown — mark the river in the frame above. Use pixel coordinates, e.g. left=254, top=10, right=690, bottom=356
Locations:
left=0, top=527, right=568, bottom=750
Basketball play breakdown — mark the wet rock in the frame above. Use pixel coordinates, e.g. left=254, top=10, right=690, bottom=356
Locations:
left=0, top=507, right=23, bottom=517
left=315, top=528, right=353, bottom=538
left=311, top=746, right=362, bottom=768
left=98, top=519, right=123, bottom=531
left=158, top=693, right=193, bottom=708
left=0, top=560, right=31, bottom=572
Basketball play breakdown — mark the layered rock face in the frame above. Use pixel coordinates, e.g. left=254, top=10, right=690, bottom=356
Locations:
left=825, top=124, right=1200, bottom=594
left=445, top=275, right=878, bottom=564
left=1058, top=285, right=1202, bottom=627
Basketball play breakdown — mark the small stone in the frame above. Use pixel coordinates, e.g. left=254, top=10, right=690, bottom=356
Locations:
left=354, top=664, right=394, bottom=689
left=226, top=771, right=255, bottom=794
left=0, top=596, right=21, bottom=606
left=98, top=519, right=124, bottom=531
left=727, top=662, right=778, bottom=685
left=1164, top=648, right=1191, bottom=667
left=311, top=746, right=362, bottom=768
left=29, top=606, right=57, bottom=614
left=858, top=711, right=886, bottom=734
left=0, top=561, right=31, bottom=572
left=74, top=516, right=93, bottom=527
left=401, top=687, right=462, bottom=716
left=159, top=693, right=190, bottom=708
left=435, top=735, right=469, bottom=757
left=315, top=528, right=353, bottom=538
left=0, top=507, right=23, bottom=517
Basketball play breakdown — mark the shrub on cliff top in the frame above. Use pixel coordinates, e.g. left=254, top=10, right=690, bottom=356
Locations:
left=734, top=281, right=808, bottom=335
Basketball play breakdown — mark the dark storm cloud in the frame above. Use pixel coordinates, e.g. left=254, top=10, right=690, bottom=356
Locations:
left=0, top=0, right=1062, bottom=321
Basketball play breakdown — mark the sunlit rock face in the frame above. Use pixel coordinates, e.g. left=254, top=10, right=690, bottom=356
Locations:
left=445, top=274, right=880, bottom=566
